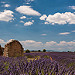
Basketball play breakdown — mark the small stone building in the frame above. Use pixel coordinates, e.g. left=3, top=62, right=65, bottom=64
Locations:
left=0, top=45, right=4, bottom=56
left=3, top=40, right=24, bottom=57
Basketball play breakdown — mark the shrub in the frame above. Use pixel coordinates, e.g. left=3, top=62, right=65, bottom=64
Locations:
left=25, top=49, right=30, bottom=53
left=44, top=55, right=49, bottom=58
left=43, top=49, right=46, bottom=52
left=26, top=55, right=34, bottom=58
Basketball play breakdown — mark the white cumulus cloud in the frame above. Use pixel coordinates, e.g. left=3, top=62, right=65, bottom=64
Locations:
left=20, top=40, right=75, bottom=51
left=0, top=39, right=5, bottom=44
left=71, top=30, right=75, bottom=32
left=40, top=14, right=47, bottom=20
left=40, top=12, right=75, bottom=25
left=4, top=4, right=10, bottom=7
left=20, top=16, right=26, bottom=19
left=24, top=21, right=33, bottom=26
left=41, top=34, right=47, bottom=36
left=0, top=39, right=75, bottom=51
left=0, top=10, right=14, bottom=22
left=20, top=21, right=24, bottom=23
left=24, top=20, right=34, bottom=26
left=69, top=6, right=75, bottom=10
left=1, top=1, right=6, bottom=4
left=44, top=41, right=75, bottom=51
left=25, top=0, right=34, bottom=4
left=59, top=32, right=70, bottom=35
left=20, top=40, right=43, bottom=50
left=16, top=6, right=41, bottom=16
left=7, top=39, right=15, bottom=43
left=44, top=22, right=49, bottom=24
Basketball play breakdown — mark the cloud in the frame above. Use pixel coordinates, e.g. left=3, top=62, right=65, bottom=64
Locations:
left=20, top=16, right=26, bottom=19
left=20, top=40, right=43, bottom=50
left=21, top=40, right=75, bottom=51
left=59, top=30, right=75, bottom=35
left=59, top=32, right=70, bottom=35
left=1, top=1, right=6, bottom=4
left=71, top=30, right=75, bottom=32
left=44, top=41, right=75, bottom=51
left=25, top=2, right=33, bottom=4
left=15, top=6, right=41, bottom=16
left=45, top=41, right=57, bottom=47
left=41, top=34, right=47, bottom=36
left=40, top=14, right=47, bottom=20
left=25, top=0, right=34, bottom=2
left=0, top=39, right=5, bottom=44
left=24, top=21, right=33, bottom=26
left=32, top=20, right=34, bottom=22
left=24, top=20, right=34, bottom=26
left=25, top=0, right=34, bottom=4
left=20, top=21, right=24, bottom=23
left=7, top=39, right=15, bottom=43
left=0, top=39, right=75, bottom=51
left=0, top=10, right=14, bottom=22
left=30, top=0, right=34, bottom=1
left=44, top=22, right=49, bottom=24
left=69, top=6, right=75, bottom=10
left=4, top=4, right=10, bottom=7
left=40, top=12, right=75, bottom=25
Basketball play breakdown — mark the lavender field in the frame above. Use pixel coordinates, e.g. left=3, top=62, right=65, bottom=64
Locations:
left=0, top=52, right=75, bottom=75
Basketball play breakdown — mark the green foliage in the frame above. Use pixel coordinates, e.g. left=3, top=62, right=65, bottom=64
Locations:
left=44, top=55, right=49, bottom=58
left=36, top=69, right=38, bottom=75
left=67, top=63, right=75, bottom=68
left=25, top=49, right=30, bottom=53
left=26, top=55, right=34, bottom=58
left=4, top=62, right=9, bottom=70
left=24, top=50, right=26, bottom=53
left=41, top=69, right=44, bottom=75
left=14, top=52, right=24, bottom=57
left=43, top=49, right=46, bottom=52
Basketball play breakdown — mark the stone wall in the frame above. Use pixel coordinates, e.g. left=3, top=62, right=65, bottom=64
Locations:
left=0, top=45, right=4, bottom=56
left=3, top=40, right=24, bottom=57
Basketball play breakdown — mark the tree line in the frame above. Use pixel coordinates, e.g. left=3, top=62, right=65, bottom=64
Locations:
left=24, top=49, right=46, bottom=53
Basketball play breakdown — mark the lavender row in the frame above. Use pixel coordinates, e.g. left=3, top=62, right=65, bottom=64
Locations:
left=0, top=52, right=75, bottom=75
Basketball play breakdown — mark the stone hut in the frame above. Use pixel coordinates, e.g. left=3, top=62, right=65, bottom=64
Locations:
left=3, top=40, right=24, bottom=57
left=0, top=45, right=4, bottom=56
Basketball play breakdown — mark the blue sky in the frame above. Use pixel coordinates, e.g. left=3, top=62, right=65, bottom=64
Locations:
left=0, top=0, right=75, bottom=51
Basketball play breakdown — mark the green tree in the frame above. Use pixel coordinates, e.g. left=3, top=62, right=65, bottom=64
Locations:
left=68, top=51, right=71, bottom=52
left=43, top=49, right=46, bottom=52
left=25, top=49, right=30, bottom=53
